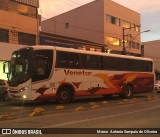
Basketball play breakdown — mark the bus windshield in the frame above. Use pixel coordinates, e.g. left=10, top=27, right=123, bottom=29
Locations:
left=8, top=48, right=33, bottom=86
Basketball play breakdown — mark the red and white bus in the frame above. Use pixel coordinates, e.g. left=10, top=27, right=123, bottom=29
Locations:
left=4, top=46, right=155, bottom=103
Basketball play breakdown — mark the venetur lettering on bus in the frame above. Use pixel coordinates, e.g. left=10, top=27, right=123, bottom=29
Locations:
left=64, top=69, right=92, bottom=76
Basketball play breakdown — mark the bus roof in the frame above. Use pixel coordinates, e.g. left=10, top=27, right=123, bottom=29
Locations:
left=30, top=45, right=153, bottom=62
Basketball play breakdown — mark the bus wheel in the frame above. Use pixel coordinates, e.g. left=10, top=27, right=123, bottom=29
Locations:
left=102, top=94, right=112, bottom=99
left=57, top=87, right=72, bottom=104
left=122, top=85, right=133, bottom=99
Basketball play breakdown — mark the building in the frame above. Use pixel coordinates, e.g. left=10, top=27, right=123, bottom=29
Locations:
left=0, top=0, right=39, bottom=45
left=142, top=40, right=160, bottom=80
left=41, top=0, right=141, bottom=56
left=0, top=0, right=39, bottom=80
left=0, top=42, right=25, bottom=80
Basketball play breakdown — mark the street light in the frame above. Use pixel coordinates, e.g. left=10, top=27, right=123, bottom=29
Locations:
left=129, top=30, right=150, bottom=56
left=131, top=30, right=150, bottom=42
left=143, top=30, right=150, bottom=32
left=122, top=26, right=150, bottom=55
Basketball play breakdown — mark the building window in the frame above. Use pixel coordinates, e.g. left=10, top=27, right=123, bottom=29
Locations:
left=0, top=0, right=37, bottom=18
left=106, top=36, right=120, bottom=46
left=135, top=26, right=140, bottom=32
left=18, top=32, right=36, bottom=45
left=65, top=23, right=69, bottom=29
left=107, top=15, right=120, bottom=26
left=12, top=0, right=39, bottom=8
left=0, top=29, right=9, bottom=43
left=136, top=43, right=140, bottom=49
left=131, top=23, right=136, bottom=31
left=131, top=23, right=140, bottom=32
left=132, top=42, right=136, bottom=49
left=121, top=20, right=131, bottom=28
left=128, top=41, right=132, bottom=48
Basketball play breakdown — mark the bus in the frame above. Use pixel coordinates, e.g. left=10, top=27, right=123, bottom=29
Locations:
left=3, top=46, right=154, bottom=103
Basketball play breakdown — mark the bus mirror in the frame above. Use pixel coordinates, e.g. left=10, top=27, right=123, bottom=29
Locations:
left=3, top=61, right=10, bottom=74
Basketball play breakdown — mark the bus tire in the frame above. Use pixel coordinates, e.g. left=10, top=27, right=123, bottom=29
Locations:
left=57, top=87, right=72, bottom=104
left=122, top=85, right=133, bottom=99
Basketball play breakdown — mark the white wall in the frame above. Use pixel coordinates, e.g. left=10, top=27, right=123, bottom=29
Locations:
left=0, top=42, right=25, bottom=80
left=0, top=42, right=25, bottom=60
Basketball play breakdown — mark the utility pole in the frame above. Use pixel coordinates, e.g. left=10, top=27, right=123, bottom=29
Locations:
left=122, top=25, right=140, bottom=55
left=122, top=27, right=125, bottom=55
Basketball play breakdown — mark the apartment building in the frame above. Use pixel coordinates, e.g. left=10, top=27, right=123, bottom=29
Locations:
left=41, top=0, right=141, bottom=56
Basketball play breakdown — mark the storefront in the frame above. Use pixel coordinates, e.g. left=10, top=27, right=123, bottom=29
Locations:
left=40, top=32, right=105, bottom=52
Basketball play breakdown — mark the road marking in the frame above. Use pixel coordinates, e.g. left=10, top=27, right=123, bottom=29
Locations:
left=43, top=106, right=160, bottom=128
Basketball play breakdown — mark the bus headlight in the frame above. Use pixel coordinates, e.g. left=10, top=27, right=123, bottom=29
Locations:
left=19, top=87, right=28, bottom=92
left=23, top=95, right=27, bottom=99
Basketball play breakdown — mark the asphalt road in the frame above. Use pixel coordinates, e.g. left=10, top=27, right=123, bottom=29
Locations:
left=0, top=91, right=160, bottom=137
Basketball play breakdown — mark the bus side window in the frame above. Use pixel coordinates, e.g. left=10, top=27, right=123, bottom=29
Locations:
left=89, top=55, right=100, bottom=70
left=36, top=66, right=45, bottom=75
left=143, top=61, right=152, bottom=72
left=56, top=51, right=68, bottom=68
left=68, top=53, right=80, bottom=69
left=32, top=50, right=53, bottom=82
left=103, top=57, right=118, bottom=70
left=80, top=54, right=89, bottom=69
left=56, top=51, right=80, bottom=69
left=100, top=56, right=103, bottom=69
left=61, top=60, right=68, bottom=68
